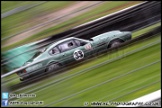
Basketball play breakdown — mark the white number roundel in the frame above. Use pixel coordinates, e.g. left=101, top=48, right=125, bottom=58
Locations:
left=73, top=50, right=84, bottom=60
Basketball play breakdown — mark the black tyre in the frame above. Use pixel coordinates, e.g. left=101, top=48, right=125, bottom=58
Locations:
left=46, top=63, right=60, bottom=73
left=110, top=40, right=122, bottom=48
left=20, top=77, right=24, bottom=81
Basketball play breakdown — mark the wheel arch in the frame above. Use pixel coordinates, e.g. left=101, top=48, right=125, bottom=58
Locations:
left=47, top=61, right=62, bottom=66
left=45, top=61, right=62, bottom=72
left=107, top=38, right=125, bottom=48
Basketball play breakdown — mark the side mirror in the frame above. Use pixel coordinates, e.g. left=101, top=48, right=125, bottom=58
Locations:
left=89, top=39, right=93, bottom=41
left=80, top=42, right=86, bottom=46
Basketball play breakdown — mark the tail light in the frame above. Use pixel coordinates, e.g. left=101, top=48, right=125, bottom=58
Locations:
left=16, top=69, right=26, bottom=75
left=23, top=69, right=26, bottom=73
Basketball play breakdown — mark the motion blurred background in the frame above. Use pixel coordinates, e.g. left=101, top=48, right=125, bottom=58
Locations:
left=1, top=1, right=161, bottom=107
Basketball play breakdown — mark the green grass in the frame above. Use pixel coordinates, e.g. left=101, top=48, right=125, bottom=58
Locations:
left=132, top=22, right=161, bottom=38
left=2, top=1, right=142, bottom=50
left=1, top=1, right=43, bottom=13
left=54, top=63, right=160, bottom=107
left=1, top=1, right=75, bottom=38
left=11, top=35, right=160, bottom=107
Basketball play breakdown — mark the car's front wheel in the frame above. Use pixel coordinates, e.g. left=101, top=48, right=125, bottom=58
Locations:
left=46, top=63, right=60, bottom=73
left=109, top=40, right=123, bottom=48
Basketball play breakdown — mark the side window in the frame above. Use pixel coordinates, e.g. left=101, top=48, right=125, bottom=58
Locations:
left=49, top=47, right=60, bottom=55
left=74, top=39, right=87, bottom=46
left=58, top=40, right=78, bottom=52
left=74, top=40, right=81, bottom=46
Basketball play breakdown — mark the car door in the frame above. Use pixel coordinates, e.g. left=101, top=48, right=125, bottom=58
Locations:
left=57, top=39, right=91, bottom=65
left=74, top=39, right=93, bottom=58
left=48, top=46, right=61, bottom=63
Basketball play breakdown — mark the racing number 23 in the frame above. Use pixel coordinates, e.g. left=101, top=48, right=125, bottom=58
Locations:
left=73, top=50, right=84, bottom=60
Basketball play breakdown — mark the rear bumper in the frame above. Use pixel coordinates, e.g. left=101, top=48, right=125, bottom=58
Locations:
left=16, top=71, right=29, bottom=78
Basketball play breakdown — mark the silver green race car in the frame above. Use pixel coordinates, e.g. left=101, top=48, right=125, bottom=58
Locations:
left=17, top=30, right=131, bottom=81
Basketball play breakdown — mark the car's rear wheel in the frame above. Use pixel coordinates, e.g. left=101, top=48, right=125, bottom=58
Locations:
left=46, top=63, right=60, bottom=73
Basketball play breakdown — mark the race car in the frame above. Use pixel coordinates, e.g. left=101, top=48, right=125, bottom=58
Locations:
left=17, top=30, right=131, bottom=81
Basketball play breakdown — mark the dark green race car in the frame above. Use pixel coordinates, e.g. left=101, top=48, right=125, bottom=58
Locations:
left=17, top=30, right=131, bottom=81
